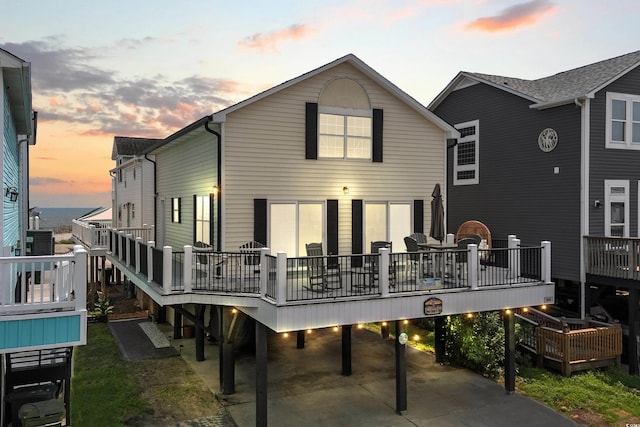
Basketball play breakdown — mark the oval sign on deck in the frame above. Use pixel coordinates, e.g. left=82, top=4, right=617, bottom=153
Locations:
left=424, top=297, right=443, bottom=316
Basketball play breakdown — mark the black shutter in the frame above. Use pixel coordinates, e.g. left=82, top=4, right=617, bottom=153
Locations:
left=352, top=200, right=363, bottom=267
left=372, top=108, right=383, bottom=162
left=327, top=200, right=338, bottom=255
left=305, top=102, right=318, bottom=159
left=413, top=200, right=424, bottom=233
left=178, top=197, right=182, bottom=223
left=254, top=199, right=267, bottom=245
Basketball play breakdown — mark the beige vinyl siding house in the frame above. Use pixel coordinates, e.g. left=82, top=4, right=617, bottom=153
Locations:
left=111, top=137, right=159, bottom=230
left=148, top=54, right=455, bottom=257
left=154, top=130, right=217, bottom=248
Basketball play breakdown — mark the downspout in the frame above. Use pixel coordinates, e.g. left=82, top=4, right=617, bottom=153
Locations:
left=204, top=119, right=222, bottom=251
left=144, top=154, right=157, bottom=242
left=577, top=97, right=589, bottom=320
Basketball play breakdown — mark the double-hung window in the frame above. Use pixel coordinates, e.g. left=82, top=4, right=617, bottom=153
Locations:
left=319, top=109, right=372, bottom=160
left=453, top=120, right=479, bottom=185
left=605, top=180, right=628, bottom=237
left=606, top=92, right=640, bottom=149
left=171, top=197, right=181, bottom=223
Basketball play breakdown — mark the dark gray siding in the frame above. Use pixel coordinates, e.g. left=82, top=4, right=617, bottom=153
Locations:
left=589, top=66, right=640, bottom=237
left=433, top=83, right=582, bottom=282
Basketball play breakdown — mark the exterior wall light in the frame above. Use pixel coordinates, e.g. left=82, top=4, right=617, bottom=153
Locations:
left=342, top=186, right=349, bottom=195
left=5, top=187, right=18, bottom=202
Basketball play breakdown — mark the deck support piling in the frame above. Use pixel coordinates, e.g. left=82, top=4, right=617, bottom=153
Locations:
left=342, top=325, right=352, bottom=376
left=296, top=330, right=305, bottom=349
left=435, top=316, right=446, bottom=364
left=394, top=320, right=407, bottom=414
left=504, top=311, right=516, bottom=393
left=220, top=306, right=236, bottom=394
left=255, top=321, right=268, bottom=427
left=629, top=288, right=639, bottom=375
left=381, top=322, right=389, bottom=340
left=173, top=305, right=183, bottom=339
left=195, top=304, right=206, bottom=361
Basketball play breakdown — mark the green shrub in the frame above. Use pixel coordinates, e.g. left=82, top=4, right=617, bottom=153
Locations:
left=445, top=311, right=519, bottom=378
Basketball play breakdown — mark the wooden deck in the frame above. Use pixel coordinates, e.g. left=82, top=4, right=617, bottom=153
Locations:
left=516, top=307, right=622, bottom=376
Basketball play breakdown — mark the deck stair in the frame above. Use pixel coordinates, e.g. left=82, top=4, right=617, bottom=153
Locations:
left=515, top=307, right=622, bottom=376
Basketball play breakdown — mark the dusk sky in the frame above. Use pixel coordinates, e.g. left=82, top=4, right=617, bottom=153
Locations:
left=2, top=0, right=639, bottom=208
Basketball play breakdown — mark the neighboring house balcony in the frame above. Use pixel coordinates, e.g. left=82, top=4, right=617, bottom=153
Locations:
left=72, top=219, right=152, bottom=257
left=585, top=236, right=640, bottom=286
left=0, top=247, right=88, bottom=353
left=107, top=230, right=554, bottom=332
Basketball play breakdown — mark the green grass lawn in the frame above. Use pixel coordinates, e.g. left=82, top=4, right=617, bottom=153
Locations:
left=71, top=323, right=152, bottom=426
left=517, top=366, right=640, bottom=425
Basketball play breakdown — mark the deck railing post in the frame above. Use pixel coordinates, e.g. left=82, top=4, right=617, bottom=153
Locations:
left=148, top=241, right=155, bottom=283
left=260, top=248, right=269, bottom=298
left=276, top=251, right=287, bottom=305
left=163, top=246, right=172, bottom=294
left=135, top=237, right=142, bottom=273
left=379, top=248, right=390, bottom=297
left=468, top=244, right=478, bottom=289
left=184, top=245, right=193, bottom=293
left=508, top=235, right=520, bottom=279
left=73, top=245, right=88, bottom=312
left=541, top=241, right=551, bottom=283
left=89, top=224, right=96, bottom=246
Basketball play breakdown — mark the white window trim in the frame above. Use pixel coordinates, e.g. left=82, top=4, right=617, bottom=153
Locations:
left=318, top=106, right=372, bottom=160
left=604, top=180, right=629, bottom=237
left=453, top=120, right=479, bottom=185
left=605, top=92, right=640, bottom=149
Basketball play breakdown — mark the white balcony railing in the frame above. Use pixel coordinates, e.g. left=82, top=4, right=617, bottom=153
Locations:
left=108, top=229, right=551, bottom=305
left=0, top=246, right=87, bottom=315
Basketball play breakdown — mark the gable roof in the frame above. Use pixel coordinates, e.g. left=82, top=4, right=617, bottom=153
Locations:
left=143, top=54, right=458, bottom=154
left=429, top=50, right=640, bottom=110
left=112, top=136, right=162, bottom=160
left=208, top=53, right=456, bottom=135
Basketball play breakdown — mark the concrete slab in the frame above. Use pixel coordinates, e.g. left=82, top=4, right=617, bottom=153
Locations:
left=159, top=325, right=576, bottom=427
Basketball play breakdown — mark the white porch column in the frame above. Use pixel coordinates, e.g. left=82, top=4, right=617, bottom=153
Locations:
left=73, top=245, right=88, bottom=312
left=508, top=235, right=520, bottom=279
left=162, top=246, right=173, bottom=294
left=184, top=245, right=193, bottom=293
left=89, top=224, right=96, bottom=246
left=379, top=247, right=390, bottom=297
left=541, top=241, right=552, bottom=284
left=276, top=251, right=287, bottom=305
left=468, top=244, right=478, bottom=290
left=148, top=241, right=155, bottom=283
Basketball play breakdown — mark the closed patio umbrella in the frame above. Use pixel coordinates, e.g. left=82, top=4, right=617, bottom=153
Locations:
left=430, top=183, right=445, bottom=243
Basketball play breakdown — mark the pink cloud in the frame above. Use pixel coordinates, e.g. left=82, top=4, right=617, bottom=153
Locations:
left=237, top=24, right=314, bottom=53
left=465, top=0, right=556, bottom=32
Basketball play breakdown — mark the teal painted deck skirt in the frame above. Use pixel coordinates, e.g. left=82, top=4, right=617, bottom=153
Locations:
left=0, top=314, right=83, bottom=351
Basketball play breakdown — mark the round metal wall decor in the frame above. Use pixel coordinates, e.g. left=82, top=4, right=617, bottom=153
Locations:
left=538, top=128, right=558, bottom=152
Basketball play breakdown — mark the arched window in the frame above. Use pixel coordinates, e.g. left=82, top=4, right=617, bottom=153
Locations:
left=318, top=78, right=372, bottom=160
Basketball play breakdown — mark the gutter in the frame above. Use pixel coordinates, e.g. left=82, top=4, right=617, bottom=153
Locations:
left=204, top=119, right=222, bottom=251
left=530, top=94, right=593, bottom=110
left=144, top=154, right=157, bottom=242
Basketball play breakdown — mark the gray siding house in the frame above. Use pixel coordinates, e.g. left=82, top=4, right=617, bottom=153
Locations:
left=429, top=50, right=640, bottom=318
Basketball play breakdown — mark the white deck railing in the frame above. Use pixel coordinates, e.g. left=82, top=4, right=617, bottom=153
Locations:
left=108, top=229, right=552, bottom=304
left=0, top=246, right=87, bottom=315
left=72, top=220, right=153, bottom=250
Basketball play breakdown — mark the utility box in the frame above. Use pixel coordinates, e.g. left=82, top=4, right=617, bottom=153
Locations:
left=18, top=399, right=64, bottom=427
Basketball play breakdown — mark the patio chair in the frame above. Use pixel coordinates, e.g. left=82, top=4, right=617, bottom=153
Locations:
left=404, top=236, right=424, bottom=279
left=239, top=241, right=265, bottom=291
left=305, top=242, right=342, bottom=292
left=409, top=232, right=428, bottom=244
left=370, top=241, right=396, bottom=288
